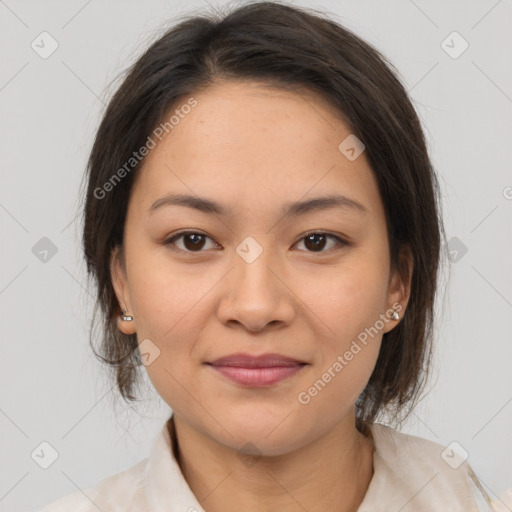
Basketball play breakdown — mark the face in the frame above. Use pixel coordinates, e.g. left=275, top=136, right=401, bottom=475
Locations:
left=111, top=81, right=411, bottom=456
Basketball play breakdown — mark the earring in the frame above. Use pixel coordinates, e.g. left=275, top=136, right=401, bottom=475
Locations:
left=391, top=311, right=400, bottom=321
left=121, top=309, right=134, bottom=321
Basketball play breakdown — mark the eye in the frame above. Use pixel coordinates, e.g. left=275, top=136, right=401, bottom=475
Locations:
left=164, top=231, right=348, bottom=254
left=164, top=231, right=219, bottom=252
left=294, top=232, right=348, bottom=253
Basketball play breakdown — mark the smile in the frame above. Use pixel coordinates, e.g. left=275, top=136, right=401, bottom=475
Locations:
left=206, top=363, right=307, bottom=387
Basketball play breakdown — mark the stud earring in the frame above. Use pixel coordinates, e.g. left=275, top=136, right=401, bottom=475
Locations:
left=121, top=309, right=134, bottom=321
left=391, top=311, right=400, bottom=321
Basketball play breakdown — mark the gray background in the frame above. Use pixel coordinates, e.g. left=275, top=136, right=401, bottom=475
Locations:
left=1, top=0, right=511, bottom=510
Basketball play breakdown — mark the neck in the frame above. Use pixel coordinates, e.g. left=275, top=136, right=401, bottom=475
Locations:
left=168, top=412, right=375, bottom=512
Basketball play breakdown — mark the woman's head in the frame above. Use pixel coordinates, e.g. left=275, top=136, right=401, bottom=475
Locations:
left=82, top=1, right=444, bottom=443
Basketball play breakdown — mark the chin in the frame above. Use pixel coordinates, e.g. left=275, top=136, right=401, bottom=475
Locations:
left=209, top=407, right=308, bottom=455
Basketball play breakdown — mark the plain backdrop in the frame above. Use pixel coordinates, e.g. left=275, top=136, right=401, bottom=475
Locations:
left=1, top=0, right=511, bottom=510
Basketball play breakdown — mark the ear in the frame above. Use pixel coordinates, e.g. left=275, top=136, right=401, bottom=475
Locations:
left=382, top=244, right=413, bottom=333
left=110, top=245, right=136, bottom=335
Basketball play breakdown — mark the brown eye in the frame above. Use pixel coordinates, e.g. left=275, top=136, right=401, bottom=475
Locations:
left=164, top=231, right=348, bottom=254
left=295, top=233, right=347, bottom=253
left=165, top=231, right=218, bottom=252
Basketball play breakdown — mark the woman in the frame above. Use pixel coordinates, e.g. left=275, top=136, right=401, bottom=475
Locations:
left=40, top=1, right=495, bottom=510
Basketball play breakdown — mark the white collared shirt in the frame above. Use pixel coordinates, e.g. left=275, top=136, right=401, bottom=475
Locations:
left=38, top=417, right=494, bottom=512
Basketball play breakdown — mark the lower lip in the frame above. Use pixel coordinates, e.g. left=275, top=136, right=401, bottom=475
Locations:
left=208, top=364, right=306, bottom=387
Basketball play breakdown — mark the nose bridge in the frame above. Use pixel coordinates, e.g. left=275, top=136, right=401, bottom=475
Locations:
left=234, top=234, right=279, bottom=295
left=217, top=234, right=294, bottom=330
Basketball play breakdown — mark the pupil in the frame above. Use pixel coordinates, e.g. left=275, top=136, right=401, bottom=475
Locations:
left=185, top=234, right=205, bottom=251
left=306, top=234, right=326, bottom=251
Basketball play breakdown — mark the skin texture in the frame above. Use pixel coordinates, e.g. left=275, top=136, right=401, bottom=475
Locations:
left=110, top=80, right=413, bottom=512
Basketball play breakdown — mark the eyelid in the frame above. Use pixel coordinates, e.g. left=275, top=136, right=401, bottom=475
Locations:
left=294, top=231, right=350, bottom=252
left=164, top=230, right=220, bottom=252
left=164, top=229, right=350, bottom=254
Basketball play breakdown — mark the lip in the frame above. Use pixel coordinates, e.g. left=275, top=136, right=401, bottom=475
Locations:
left=205, top=353, right=308, bottom=387
left=208, top=353, right=306, bottom=368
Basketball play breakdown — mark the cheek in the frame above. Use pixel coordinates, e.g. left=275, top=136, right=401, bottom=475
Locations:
left=126, top=250, right=217, bottom=393
left=291, top=249, right=388, bottom=402
left=295, top=267, right=386, bottom=422
left=295, top=248, right=390, bottom=346
left=127, top=245, right=212, bottom=337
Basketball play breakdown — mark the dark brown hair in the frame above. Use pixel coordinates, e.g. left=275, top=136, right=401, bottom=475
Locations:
left=80, top=0, right=446, bottom=428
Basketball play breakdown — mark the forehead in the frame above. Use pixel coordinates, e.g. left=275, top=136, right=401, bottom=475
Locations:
left=130, top=80, right=383, bottom=221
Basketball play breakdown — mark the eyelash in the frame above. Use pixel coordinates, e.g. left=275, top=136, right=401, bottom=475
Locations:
left=163, top=231, right=349, bottom=254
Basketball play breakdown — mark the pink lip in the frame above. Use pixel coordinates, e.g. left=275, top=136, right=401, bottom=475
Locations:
left=206, top=353, right=307, bottom=387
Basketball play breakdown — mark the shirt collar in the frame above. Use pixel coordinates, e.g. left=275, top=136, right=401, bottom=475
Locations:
left=144, top=414, right=206, bottom=512
left=143, top=415, right=458, bottom=511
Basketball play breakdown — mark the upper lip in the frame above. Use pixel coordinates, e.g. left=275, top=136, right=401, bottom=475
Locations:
left=207, top=353, right=306, bottom=368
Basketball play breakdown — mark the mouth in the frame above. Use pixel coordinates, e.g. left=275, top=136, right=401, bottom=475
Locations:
left=205, top=353, right=308, bottom=387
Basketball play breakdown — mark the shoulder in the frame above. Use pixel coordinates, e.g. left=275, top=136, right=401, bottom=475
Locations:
left=363, top=423, right=488, bottom=511
left=37, top=458, right=148, bottom=512
left=370, top=422, right=461, bottom=463
left=371, top=423, right=475, bottom=478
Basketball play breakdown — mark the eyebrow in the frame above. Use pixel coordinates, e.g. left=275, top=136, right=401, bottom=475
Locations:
left=148, top=193, right=368, bottom=218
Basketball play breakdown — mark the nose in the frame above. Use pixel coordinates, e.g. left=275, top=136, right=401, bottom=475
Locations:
left=216, top=243, right=296, bottom=333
